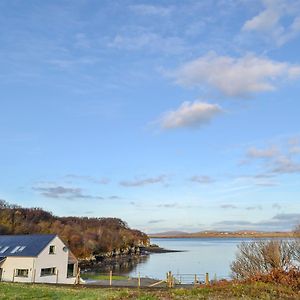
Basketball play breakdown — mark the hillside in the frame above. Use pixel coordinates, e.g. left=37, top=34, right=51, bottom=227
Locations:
left=0, top=200, right=149, bottom=259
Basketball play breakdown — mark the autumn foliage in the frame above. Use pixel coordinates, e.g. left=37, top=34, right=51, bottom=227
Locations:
left=245, top=268, right=300, bottom=291
left=0, top=200, right=149, bottom=258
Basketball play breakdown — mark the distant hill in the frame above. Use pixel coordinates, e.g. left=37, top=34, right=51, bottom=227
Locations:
left=0, top=200, right=149, bottom=259
left=150, top=231, right=189, bottom=237
left=149, top=230, right=294, bottom=238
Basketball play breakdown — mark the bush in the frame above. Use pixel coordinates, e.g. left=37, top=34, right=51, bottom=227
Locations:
left=247, top=268, right=300, bottom=291
left=231, top=240, right=299, bottom=279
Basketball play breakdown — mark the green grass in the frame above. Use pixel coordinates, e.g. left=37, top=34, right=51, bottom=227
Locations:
left=80, top=274, right=129, bottom=280
left=0, top=281, right=299, bottom=300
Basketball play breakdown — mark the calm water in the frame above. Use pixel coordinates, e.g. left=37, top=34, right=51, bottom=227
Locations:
left=127, top=237, right=294, bottom=280
left=85, top=237, right=291, bottom=281
left=126, top=238, right=240, bottom=280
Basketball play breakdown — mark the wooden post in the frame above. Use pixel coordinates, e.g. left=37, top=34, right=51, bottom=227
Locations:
left=194, top=274, right=197, bottom=287
left=138, top=272, right=141, bottom=288
left=167, top=271, right=173, bottom=288
left=205, top=273, right=209, bottom=285
left=56, top=269, right=59, bottom=284
left=76, top=267, right=80, bottom=285
left=109, top=270, right=112, bottom=286
left=12, top=269, right=15, bottom=282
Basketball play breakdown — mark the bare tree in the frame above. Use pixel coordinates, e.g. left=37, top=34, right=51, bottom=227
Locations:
left=291, top=224, right=300, bottom=263
left=231, top=240, right=296, bottom=279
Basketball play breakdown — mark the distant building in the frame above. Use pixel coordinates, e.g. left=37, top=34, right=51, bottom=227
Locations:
left=0, top=234, right=78, bottom=284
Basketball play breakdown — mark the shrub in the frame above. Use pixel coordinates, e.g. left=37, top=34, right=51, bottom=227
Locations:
left=231, top=240, right=298, bottom=279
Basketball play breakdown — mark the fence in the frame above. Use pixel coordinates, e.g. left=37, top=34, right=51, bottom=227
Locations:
left=81, top=270, right=221, bottom=288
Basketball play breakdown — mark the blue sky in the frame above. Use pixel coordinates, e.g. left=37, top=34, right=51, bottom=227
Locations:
left=1, top=0, right=300, bottom=232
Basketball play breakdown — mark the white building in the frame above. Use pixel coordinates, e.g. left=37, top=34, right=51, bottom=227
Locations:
left=0, top=234, right=78, bottom=284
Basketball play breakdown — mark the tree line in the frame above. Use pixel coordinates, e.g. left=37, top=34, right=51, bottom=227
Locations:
left=0, top=200, right=149, bottom=259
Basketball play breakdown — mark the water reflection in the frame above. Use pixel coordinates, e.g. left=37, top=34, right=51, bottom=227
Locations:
left=82, top=254, right=150, bottom=275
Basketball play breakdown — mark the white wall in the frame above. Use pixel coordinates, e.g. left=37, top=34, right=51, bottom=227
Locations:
left=0, top=236, right=77, bottom=284
left=0, top=257, right=35, bottom=283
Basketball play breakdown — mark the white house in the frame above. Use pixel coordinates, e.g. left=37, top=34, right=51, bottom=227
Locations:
left=0, top=234, right=79, bottom=284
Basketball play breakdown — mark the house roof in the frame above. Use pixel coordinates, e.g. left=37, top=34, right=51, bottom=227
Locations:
left=0, top=234, right=57, bottom=257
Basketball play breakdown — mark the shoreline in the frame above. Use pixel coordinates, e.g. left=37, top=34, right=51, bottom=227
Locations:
left=141, top=246, right=184, bottom=253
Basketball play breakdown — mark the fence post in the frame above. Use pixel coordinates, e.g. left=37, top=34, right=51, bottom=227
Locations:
left=138, top=272, right=141, bottom=288
left=194, top=274, right=197, bottom=287
left=109, top=270, right=112, bottom=286
left=56, top=269, right=59, bottom=284
left=205, top=273, right=209, bottom=285
left=76, top=267, right=81, bottom=285
left=167, top=271, right=172, bottom=288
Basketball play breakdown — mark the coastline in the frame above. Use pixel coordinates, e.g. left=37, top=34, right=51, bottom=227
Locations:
left=149, top=232, right=296, bottom=239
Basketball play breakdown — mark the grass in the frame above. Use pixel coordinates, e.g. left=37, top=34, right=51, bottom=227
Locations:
left=0, top=281, right=299, bottom=300
left=80, top=274, right=129, bottom=280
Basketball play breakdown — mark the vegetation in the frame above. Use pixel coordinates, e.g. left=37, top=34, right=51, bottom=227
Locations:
left=0, top=281, right=299, bottom=300
left=0, top=200, right=149, bottom=259
left=230, top=223, right=300, bottom=281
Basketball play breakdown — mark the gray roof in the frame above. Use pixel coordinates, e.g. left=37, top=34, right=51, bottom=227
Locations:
left=0, top=234, right=57, bottom=257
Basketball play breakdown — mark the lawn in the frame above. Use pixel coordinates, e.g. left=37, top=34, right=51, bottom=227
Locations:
left=80, top=274, right=129, bottom=280
left=0, top=282, right=299, bottom=300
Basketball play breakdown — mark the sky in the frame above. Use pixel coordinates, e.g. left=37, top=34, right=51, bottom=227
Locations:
left=1, top=0, right=300, bottom=233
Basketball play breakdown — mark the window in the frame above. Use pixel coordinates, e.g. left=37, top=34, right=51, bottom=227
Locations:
left=18, top=246, right=26, bottom=252
left=49, top=245, right=55, bottom=254
left=40, top=267, right=56, bottom=276
left=10, top=246, right=26, bottom=254
left=67, top=264, right=75, bottom=277
left=16, top=269, right=29, bottom=277
left=11, top=246, right=21, bottom=253
left=0, top=246, right=9, bottom=253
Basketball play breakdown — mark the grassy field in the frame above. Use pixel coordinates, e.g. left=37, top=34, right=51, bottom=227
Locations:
left=80, top=274, right=129, bottom=280
left=0, top=282, right=299, bottom=300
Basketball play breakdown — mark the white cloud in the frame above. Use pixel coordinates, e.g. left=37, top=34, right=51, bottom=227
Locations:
left=159, top=101, right=222, bottom=130
left=172, top=52, right=300, bottom=97
left=242, top=137, right=300, bottom=175
left=242, top=0, right=300, bottom=45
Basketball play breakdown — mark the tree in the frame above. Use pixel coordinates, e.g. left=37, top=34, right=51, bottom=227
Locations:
left=231, top=240, right=296, bottom=279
